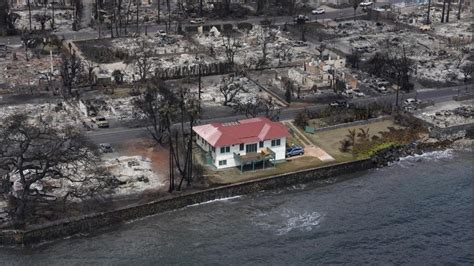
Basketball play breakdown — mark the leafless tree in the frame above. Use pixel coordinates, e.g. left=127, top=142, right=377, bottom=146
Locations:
left=83, top=60, right=98, bottom=86
left=33, top=13, right=52, bottom=31
left=60, top=51, right=83, bottom=96
left=169, top=88, right=200, bottom=191
left=275, top=44, right=293, bottom=65
left=461, top=62, right=474, bottom=82
left=350, top=0, right=363, bottom=20
left=388, top=46, right=414, bottom=107
left=257, top=26, right=273, bottom=68
left=233, top=93, right=281, bottom=120
left=133, top=40, right=154, bottom=82
left=222, top=34, right=238, bottom=65
left=219, top=75, right=246, bottom=106
left=132, top=79, right=175, bottom=144
left=20, top=30, right=36, bottom=61
left=0, top=114, right=104, bottom=226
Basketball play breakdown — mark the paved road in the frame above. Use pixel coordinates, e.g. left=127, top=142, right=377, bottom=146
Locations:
left=87, top=85, right=469, bottom=144
left=0, top=4, right=378, bottom=46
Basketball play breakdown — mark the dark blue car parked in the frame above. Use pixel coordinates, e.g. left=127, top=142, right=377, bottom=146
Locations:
left=286, top=146, right=304, bottom=157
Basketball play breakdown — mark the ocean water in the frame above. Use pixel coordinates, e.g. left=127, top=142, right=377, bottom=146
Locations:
left=0, top=150, right=472, bottom=265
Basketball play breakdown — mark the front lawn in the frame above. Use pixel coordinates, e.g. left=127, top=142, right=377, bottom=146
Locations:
left=303, top=119, right=403, bottom=161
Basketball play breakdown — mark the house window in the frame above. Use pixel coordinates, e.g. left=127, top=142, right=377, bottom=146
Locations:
left=211, top=147, right=215, bottom=152
left=271, top=139, right=281, bottom=147
left=218, top=160, right=227, bottom=166
left=246, top=143, right=257, bottom=153
left=220, top=146, right=230, bottom=153
left=259, top=141, right=264, bottom=148
left=239, top=143, right=244, bottom=151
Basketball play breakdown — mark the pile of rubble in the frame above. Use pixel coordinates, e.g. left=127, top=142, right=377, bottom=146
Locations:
left=452, top=106, right=474, bottom=118
left=0, top=49, right=61, bottom=88
left=416, top=101, right=474, bottom=128
left=0, top=101, right=86, bottom=129
left=101, top=155, right=164, bottom=196
left=194, top=25, right=317, bottom=68
left=111, top=34, right=198, bottom=56
left=77, top=95, right=137, bottom=121
left=333, top=26, right=467, bottom=83
left=14, top=9, right=74, bottom=31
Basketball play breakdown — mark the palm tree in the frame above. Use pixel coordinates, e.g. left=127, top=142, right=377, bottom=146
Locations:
left=346, top=129, right=357, bottom=146
left=357, top=128, right=370, bottom=142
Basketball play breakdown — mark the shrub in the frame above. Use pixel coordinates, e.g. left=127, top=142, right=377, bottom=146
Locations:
left=294, top=110, right=310, bottom=128
left=237, top=22, right=253, bottom=31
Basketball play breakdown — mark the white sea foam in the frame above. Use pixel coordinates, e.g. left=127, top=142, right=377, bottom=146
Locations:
left=392, top=149, right=455, bottom=168
left=186, top=196, right=242, bottom=207
left=399, top=149, right=454, bottom=162
left=277, top=210, right=323, bottom=235
left=253, top=208, right=324, bottom=235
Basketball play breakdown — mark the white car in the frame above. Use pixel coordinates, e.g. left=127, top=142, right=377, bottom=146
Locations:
left=377, top=86, right=387, bottom=93
left=360, top=1, right=374, bottom=6
left=190, top=18, right=204, bottom=24
left=404, top=98, right=421, bottom=105
left=156, top=30, right=167, bottom=36
left=312, top=8, right=325, bottom=14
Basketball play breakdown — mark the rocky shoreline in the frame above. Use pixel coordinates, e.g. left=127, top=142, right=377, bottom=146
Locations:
left=372, top=137, right=472, bottom=167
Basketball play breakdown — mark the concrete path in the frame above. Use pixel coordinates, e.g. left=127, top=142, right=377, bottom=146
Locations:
left=284, top=120, right=335, bottom=162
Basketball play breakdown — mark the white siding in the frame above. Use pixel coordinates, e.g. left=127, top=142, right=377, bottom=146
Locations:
left=214, top=144, right=241, bottom=169
left=213, top=137, right=287, bottom=169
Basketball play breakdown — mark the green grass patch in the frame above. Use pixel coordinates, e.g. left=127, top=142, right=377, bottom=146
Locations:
left=355, top=142, right=400, bottom=159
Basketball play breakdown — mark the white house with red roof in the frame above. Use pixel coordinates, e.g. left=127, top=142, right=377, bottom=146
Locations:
left=193, top=117, right=289, bottom=169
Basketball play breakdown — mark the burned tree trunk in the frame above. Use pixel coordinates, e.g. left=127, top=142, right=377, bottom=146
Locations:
left=446, top=0, right=452, bottom=22
left=441, top=0, right=447, bottom=22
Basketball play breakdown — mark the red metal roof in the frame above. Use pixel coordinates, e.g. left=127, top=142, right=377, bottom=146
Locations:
left=193, top=117, right=289, bottom=147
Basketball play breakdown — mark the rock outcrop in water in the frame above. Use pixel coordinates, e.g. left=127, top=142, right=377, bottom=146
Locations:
left=371, top=139, right=456, bottom=167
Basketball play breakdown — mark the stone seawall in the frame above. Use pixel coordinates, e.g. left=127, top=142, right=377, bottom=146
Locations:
left=0, top=159, right=375, bottom=246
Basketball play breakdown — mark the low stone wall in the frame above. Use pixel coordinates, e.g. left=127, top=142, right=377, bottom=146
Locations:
left=315, top=116, right=390, bottom=133
left=429, top=122, right=474, bottom=140
left=453, top=94, right=474, bottom=101
left=0, top=159, right=375, bottom=246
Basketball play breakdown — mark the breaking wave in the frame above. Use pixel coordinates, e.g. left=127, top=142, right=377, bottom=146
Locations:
left=400, top=149, right=454, bottom=161
left=393, top=149, right=455, bottom=168
left=186, top=196, right=242, bottom=207
left=254, top=208, right=324, bottom=236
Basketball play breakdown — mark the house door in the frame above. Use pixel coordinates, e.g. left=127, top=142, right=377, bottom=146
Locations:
left=246, top=143, right=257, bottom=153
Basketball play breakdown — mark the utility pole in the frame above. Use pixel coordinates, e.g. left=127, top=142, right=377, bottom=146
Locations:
left=426, top=0, right=431, bottom=24
left=96, top=0, right=101, bottom=38
left=27, top=0, right=32, bottom=31
left=136, top=0, right=140, bottom=35
left=51, top=1, right=56, bottom=29
left=457, top=0, right=463, bottom=19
